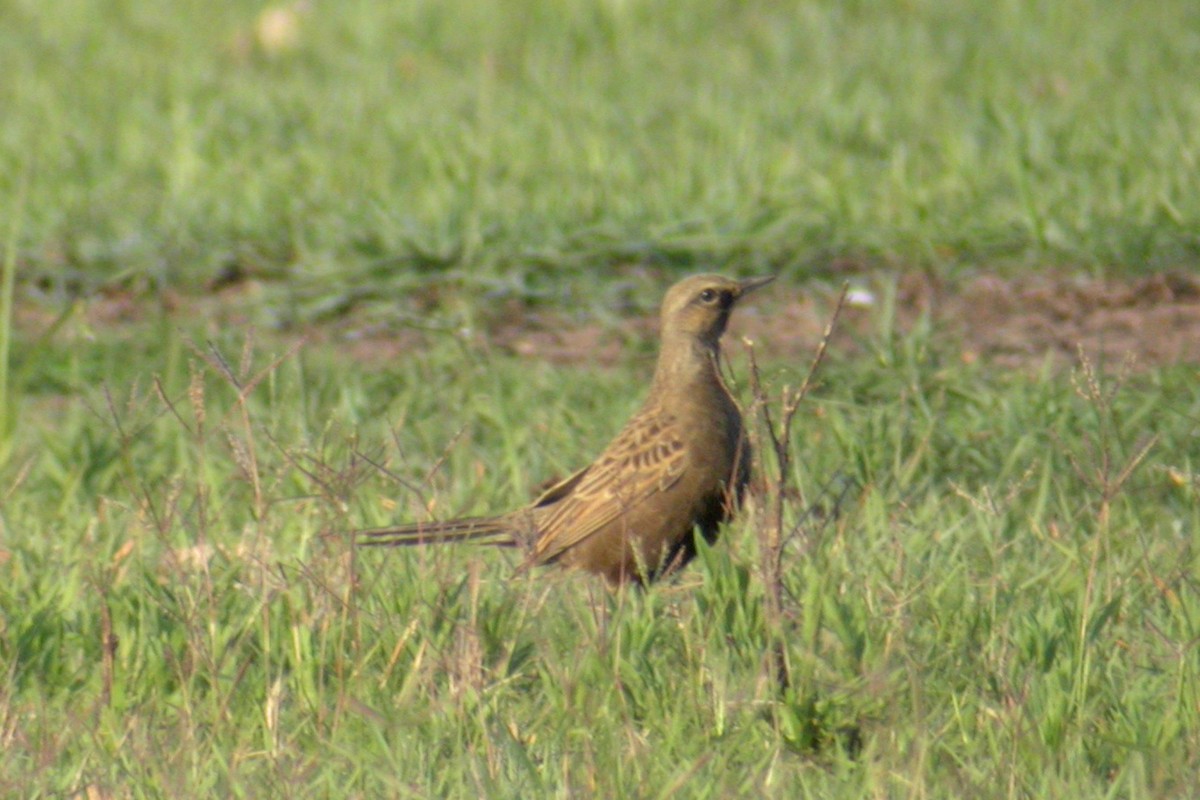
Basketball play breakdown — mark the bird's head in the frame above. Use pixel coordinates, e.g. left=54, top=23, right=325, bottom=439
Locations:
left=659, top=273, right=774, bottom=346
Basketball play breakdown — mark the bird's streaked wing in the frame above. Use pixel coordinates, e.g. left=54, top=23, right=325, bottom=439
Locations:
left=531, top=406, right=689, bottom=563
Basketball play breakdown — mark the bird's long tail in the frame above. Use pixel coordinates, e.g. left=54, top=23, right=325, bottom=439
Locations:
left=353, top=516, right=518, bottom=548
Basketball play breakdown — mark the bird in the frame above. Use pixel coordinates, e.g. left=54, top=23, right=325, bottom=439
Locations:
left=354, top=273, right=774, bottom=584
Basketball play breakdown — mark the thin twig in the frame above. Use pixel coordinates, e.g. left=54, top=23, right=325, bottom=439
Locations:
left=746, top=282, right=849, bottom=695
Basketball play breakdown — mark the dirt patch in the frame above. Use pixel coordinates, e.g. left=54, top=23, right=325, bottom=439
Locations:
left=903, top=270, right=1200, bottom=369
left=14, top=270, right=1200, bottom=370
left=483, top=270, right=1200, bottom=371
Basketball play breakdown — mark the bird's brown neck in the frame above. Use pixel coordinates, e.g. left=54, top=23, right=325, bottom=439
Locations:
left=650, top=333, right=728, bottom=400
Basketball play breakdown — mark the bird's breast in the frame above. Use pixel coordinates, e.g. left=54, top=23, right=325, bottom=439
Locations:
left=672, top=377, right=743, bottom=477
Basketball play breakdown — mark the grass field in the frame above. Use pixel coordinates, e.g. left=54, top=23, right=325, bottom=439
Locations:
left=4, top=0, right=1199, bottom=297
left=3, top=0, right=1200, bottom=797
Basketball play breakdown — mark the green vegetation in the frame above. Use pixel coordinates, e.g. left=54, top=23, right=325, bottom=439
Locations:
left=4, top=312, right=1198, bottom=797
left=3, top=0, right=1199, bottom=299
left=3, top=0, right=1199, bottom=796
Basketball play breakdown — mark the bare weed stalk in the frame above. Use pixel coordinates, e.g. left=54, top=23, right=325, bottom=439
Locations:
left=192, top=332, right=307, bottom=521
left=744, top=284, right=848, bottom=694
left=1065, top=347, right=1158, bottom=532
left=1061, top=347, right=1159, bottom=728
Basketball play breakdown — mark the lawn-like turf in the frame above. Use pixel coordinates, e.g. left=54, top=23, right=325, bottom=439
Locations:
left=4, top=312, right=1198, bottom=797
left=3, top=1, right=1199, bottom=797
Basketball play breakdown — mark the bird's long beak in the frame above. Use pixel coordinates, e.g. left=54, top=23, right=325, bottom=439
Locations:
left=736, top=275, right=776, bottom=297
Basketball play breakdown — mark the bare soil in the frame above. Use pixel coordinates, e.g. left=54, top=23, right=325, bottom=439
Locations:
left=897, top=270, right=1200, bottom=369
left=490, top=270, right=1200, bottom=370
left=16, top=270, right=1200, bottom=370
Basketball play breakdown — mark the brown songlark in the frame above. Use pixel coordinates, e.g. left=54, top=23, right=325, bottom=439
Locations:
left=356, top=273, right=773, bottom=583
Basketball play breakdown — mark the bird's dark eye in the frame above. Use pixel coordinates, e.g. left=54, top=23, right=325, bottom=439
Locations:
left=698, top=288, right=718, bottom=304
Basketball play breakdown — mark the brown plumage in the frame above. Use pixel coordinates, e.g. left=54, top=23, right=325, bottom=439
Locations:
left=355, top=273, right=773, bottom=584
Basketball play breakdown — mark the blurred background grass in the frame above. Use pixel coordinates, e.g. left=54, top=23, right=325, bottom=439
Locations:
left=3, top=0, right=1199, bottom=304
